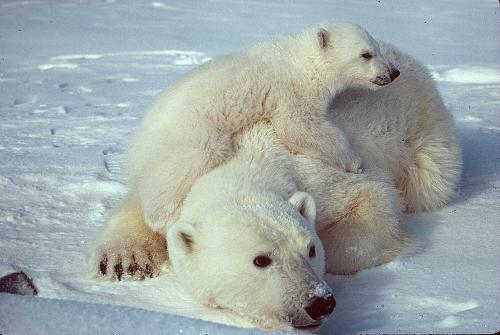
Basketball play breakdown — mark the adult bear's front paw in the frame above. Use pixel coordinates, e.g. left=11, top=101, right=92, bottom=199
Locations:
left=91, top=237, right=167, bottom=281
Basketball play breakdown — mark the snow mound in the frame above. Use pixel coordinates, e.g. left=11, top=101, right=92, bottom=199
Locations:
left=0, top=293, right=280, bottom=335
left=432, top=66, right=500, bottom=84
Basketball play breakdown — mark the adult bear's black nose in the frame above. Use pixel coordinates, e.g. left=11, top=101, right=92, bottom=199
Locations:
left=390, top=69, right=400, bottom=81
left=305, top=295, right=336, bottom=321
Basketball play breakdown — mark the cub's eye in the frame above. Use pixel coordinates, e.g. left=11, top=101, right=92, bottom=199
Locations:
left=309, top=245, right=316, bottom=258
left=361, top=52, right=373, bottom=60
left=253, top=255, right=272, bottom=268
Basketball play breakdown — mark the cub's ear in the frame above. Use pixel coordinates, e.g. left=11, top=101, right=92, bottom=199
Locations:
left=169, top=221, right=196, bottom=253
left=288, top=191, right=317, bottom=225
left=317, top=28, right=331, bottom=50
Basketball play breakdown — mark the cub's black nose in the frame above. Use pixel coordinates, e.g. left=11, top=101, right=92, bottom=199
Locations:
left=390, top=69, right=400, bottom=81
left=305, top=295, right=336, bottom=321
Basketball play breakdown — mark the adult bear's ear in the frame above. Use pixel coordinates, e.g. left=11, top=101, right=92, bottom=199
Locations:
left=169, top=221, right=196, bottom=253
left=288, top=191, right=317, bottom=225
left=317, top=28, right=331, bottom=50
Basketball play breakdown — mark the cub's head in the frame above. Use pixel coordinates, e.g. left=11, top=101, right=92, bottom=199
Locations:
left=167, top=191, right=334, bottom=331
left=311, top=21, right=400, bottom=91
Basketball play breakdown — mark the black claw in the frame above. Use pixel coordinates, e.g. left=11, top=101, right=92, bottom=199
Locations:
left=99, top=258, right=107, bottom=276
left=144, top=264, right=153, bottom=278
left=114, top=263, right=123, bottom=281
left=127, top=263, right=139, bottom=275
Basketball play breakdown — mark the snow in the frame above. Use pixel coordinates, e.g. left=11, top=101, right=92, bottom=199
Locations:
left=0, top=294, right=273, bottom=335
left=0, top=0, right=499, bottom=334
left=431, top=66, right=500, bottom=84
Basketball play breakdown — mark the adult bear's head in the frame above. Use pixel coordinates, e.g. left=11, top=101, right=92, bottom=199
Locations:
left=166, top=191, right=334, bottom=331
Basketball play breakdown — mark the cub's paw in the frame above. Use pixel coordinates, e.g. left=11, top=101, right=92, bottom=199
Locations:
left=332, top=149, right=363, bottom=174
left=91, top=236, right=167, bottom=281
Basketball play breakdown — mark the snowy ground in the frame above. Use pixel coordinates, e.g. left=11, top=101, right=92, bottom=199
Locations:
left=0, top=0, right=499, bottom=334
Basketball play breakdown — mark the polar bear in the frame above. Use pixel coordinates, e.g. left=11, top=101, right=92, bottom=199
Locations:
left=128, top=21, right=401, bottom=231
left=95, top=125, right=338, bottom=330
left=91, top=123, right=401, bottom=330
left=90, top=26, right=461, bottom=331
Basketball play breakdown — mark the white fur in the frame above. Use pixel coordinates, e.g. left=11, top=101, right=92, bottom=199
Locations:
left=90, top=23, right=461, bottom=331
left=127, top=22, right=400, bottom=231
left=329, top=40, right=462, bottom=212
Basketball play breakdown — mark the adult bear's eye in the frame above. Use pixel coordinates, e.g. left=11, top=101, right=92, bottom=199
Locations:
left=361, top=52, right=373, bottom=60
left=253, top=255, right=272, bottom=268
left=309, top=245, right=316, bottom=258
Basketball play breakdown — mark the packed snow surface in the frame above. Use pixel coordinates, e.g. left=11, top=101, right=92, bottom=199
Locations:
left=0, top=0, right=499, bottom=334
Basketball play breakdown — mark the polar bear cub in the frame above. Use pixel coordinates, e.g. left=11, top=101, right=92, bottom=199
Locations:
left=127, top=22, right=401, bottom=231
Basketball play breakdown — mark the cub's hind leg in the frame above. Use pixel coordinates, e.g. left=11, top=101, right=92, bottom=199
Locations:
left=396, top=105, right=462, bottom=213
left=297, top=162, right=408, bottom=274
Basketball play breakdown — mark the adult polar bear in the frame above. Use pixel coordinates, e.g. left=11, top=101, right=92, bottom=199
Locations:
left=91, top=24, right=461, bottom=330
